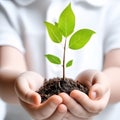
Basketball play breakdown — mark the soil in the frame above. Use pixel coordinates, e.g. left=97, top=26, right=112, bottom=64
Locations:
left=37, top=77, right=89, bottom=102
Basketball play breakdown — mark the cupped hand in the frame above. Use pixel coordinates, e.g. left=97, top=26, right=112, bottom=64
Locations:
left=59, top=70, right=110, bottom=120
left=14, top=71, right=67, bottom=120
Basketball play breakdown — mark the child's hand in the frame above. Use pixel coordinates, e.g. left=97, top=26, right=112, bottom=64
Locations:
left=59, top=70, right=110, bottom=120
left=14, top=71, right=67, bottom=120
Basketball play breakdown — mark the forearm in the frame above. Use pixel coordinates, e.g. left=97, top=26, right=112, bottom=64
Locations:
left=0, top=46, right=27, bottom=103
left=103, top=67, right=120, bottom=104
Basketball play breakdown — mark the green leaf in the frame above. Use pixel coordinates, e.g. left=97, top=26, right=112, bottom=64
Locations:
left=45, top=54, right=61, bottom=64
left=66, top=60, right=73, bottom=67
left=44, top=22, right=62, bottom=43
left=69, top=29, right=95, bottom=50
left=58, top=3, right=75, bottom=37
left=55, top=22, right=58, bottom=27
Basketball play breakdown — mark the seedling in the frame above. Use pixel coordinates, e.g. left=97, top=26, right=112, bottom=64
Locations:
left=45, top=3, right=95, bottom=80
left=38, top=3, right=95, bottom=102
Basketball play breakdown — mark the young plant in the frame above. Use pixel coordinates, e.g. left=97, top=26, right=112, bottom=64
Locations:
left=45, top=3, right=95, bottom=80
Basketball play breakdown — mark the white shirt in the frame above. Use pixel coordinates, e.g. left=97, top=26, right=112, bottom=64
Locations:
left=0, top=0, right=120, bottom=119
left=0, top=99, right=6, bottom=120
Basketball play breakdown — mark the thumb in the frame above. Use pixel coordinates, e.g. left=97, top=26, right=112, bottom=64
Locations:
left=14, top=72, right=44, bottom=105
left=89, top=83, right=105, bottom=100
left=89, top=72, right=110, bottom=100
left=14, top=78, right=41, bottom=105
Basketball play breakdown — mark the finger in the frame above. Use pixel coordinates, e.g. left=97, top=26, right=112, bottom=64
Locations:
left=14, top=71, right=44, bottom=105
left=71, top=90, right=110, bottom=114
left=64, top=112, right=93, bottom=120
left=20, top=95, right=63, bottom=120
left=48, top=104, right=67, bottom=120
left=36, top=95, right=63, bottom=119
left=59, top=93, right=94, bottom=118
left=75, top=70, right=98, bottom=88
left=15, top=78, right=41, bottom=105
left=89, top=83, right=105, bottom=100
left=89, top=72, right=110, bottom=100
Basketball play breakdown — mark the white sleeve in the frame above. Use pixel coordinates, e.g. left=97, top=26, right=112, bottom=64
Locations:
left=104, top=5, right=120, bottom=54
left=0, top=2, right=25, bottom=53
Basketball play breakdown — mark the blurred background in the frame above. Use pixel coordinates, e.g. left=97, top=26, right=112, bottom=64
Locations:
left=5, top=104, right=31, bottom=120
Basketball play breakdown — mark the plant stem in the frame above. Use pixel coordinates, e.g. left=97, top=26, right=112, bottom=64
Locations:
left=63, top=38, right=67, bottom=80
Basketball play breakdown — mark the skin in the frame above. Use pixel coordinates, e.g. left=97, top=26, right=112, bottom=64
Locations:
left=1, top=46, right=120, bottom=120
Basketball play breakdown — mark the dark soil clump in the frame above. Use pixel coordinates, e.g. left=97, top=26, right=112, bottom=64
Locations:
left=37, top=77, right=89, bottom=102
